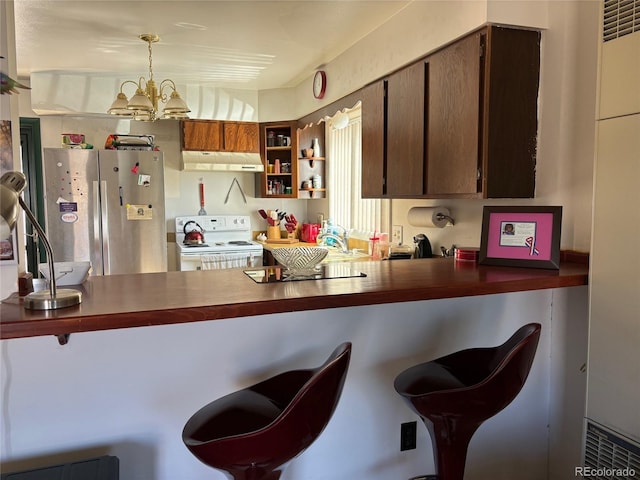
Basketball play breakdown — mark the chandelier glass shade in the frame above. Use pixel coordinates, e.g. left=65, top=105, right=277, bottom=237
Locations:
left=108, top=34, right=190, bottom=121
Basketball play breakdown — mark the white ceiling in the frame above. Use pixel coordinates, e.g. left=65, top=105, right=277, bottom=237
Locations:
left=13, top=0, right=412, bottom=91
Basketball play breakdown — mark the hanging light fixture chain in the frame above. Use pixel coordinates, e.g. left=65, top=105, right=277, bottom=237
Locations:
left=147, top=38, right=154, bottom=81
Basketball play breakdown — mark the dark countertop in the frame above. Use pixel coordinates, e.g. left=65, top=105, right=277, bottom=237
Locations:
left=0, top=257, right=589, bottom=340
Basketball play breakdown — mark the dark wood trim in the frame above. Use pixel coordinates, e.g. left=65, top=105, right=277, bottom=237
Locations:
left=560, top=250, right=590, bottom=265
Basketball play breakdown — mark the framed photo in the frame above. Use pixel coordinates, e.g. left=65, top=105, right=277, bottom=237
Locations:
left=1, top=230, right=18, bottom=265
left=479, top=206, right=562, bottom=269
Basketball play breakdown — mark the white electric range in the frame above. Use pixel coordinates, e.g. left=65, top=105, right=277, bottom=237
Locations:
left=175, top=215, right=263, bottom=271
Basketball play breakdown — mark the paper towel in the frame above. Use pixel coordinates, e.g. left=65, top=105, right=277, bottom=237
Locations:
left=407, top=207, right=451, bottom=228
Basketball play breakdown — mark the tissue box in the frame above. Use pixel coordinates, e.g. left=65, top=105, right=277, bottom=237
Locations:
left=39, top=261, right=91, bottom=285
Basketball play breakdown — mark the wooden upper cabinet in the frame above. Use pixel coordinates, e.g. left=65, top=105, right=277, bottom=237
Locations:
left=181, top=120, right=259, bottom=153
left=182, top=120, right=222, bottom=151
left=386, top=61, right=427, bottom=196
left=359, top=24, right=540, bottom=199
left=222, top=122, right=260, bottom=153
left=426, top=32, right=481, bottom=196
left=361, top=81, right=385, bottom=197
left=482, top=26, right=539, bottom=198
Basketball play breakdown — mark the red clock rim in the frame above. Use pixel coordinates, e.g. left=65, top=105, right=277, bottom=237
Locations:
left=313, top=71, right=326, bottom=99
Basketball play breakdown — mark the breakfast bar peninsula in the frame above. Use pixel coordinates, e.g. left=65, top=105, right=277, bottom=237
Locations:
left=0, top=257, right=588, bottom=340
left=0, top=257, right=588, bottom=480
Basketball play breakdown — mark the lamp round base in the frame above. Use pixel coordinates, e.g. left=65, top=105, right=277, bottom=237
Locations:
left=23, top=289, right=82, bottom=310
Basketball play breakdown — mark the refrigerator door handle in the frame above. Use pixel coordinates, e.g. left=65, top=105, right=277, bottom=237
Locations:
left=100, top=180, right=111, bottom=275
left=92, top=180, right=104, bottom=275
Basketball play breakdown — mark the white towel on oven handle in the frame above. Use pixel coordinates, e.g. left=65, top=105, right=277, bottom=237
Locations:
left=200, top=253, right=250, bottom=270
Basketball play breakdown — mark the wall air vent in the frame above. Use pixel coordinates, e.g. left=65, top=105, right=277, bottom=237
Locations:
left=603, top=0, right=640, bottom=42
left=584, top=421, right=640, bottom=478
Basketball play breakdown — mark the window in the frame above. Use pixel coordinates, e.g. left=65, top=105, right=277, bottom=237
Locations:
left=326, top=104, right=389, bottom=236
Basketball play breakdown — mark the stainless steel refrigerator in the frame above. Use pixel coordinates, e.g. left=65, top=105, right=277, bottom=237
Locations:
left=43, top=148, right=167, bottom=275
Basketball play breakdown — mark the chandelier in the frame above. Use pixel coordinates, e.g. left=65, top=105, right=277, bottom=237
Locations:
left=107, top=34, right=190, bottom=121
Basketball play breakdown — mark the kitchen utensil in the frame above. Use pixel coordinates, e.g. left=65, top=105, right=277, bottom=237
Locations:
left=258, top=209, right=268, bottom=219
left=285, top=213, right=297, bottom=225
left=183, top=221, right=205, bottom=244
left=198, top=178, right=207, bottom=215
left=224, top=177, right=247, bottom=204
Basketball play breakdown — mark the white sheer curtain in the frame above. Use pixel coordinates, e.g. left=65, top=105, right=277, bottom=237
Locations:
left=326, top=104, right=389, bottom=235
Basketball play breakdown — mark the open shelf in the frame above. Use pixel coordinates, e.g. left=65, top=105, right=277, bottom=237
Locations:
left=257, top=121, right=298, bottom=198
left=299, top=156, right=325, bottom=168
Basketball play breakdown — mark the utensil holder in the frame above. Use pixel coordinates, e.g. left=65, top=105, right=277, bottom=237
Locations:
left=267, top=226, right=281, bottom=240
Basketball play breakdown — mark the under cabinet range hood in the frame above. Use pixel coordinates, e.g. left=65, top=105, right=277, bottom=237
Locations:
left=181, top=151, right=264, bottom=172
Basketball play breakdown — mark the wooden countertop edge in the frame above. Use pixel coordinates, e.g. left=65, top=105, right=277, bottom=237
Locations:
left=0, top=259, right=588, bottom=340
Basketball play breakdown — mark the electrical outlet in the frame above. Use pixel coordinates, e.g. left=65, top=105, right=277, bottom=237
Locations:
left=392, top=225, right=403, bottom=244
left=400, top=421, right=417, bottom=451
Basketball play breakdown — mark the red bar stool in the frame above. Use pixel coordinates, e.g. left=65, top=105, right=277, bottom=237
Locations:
left=182, top=342, right=352, bottom=480
left=394, top=323, right=541, bottom=480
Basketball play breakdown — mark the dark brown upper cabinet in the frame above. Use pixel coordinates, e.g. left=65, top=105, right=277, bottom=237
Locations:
left=361, top=81, right=385, bottom=198
left=361, top=25, right=540, bottom=199
left=387, top=61, right=427, bottom=196
left=426, top=31, right=481, bottom=196
left=181, top=120, right=260, bottom=153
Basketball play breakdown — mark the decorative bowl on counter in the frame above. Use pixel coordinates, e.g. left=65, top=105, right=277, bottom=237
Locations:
left=271, top=247, right=329, bottom=275
left=39, top=261, right=91, bottom=286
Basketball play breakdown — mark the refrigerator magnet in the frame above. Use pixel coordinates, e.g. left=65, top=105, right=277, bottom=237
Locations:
left=137, top=174, right=151, bottom=187
left=126, top=204, right=153, bottom=220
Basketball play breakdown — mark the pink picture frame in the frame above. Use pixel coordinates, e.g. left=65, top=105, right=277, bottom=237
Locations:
left=479, top=206, right=562, bottom=269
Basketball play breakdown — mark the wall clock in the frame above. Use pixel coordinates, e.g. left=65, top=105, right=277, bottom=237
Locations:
left=313, top=70, right=326, bottom=99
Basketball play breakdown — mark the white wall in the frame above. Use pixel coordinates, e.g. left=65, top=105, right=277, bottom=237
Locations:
left=0, top=288, right=588, bottom=479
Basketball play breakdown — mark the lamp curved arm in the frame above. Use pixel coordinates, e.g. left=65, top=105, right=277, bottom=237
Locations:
left=158, top=79, right=178, bottom=102
left=18, top=197, right=58, bottom=296
left=159, top=78, right=178, bottom=92
left=118, top=79, right=142, bottom=94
